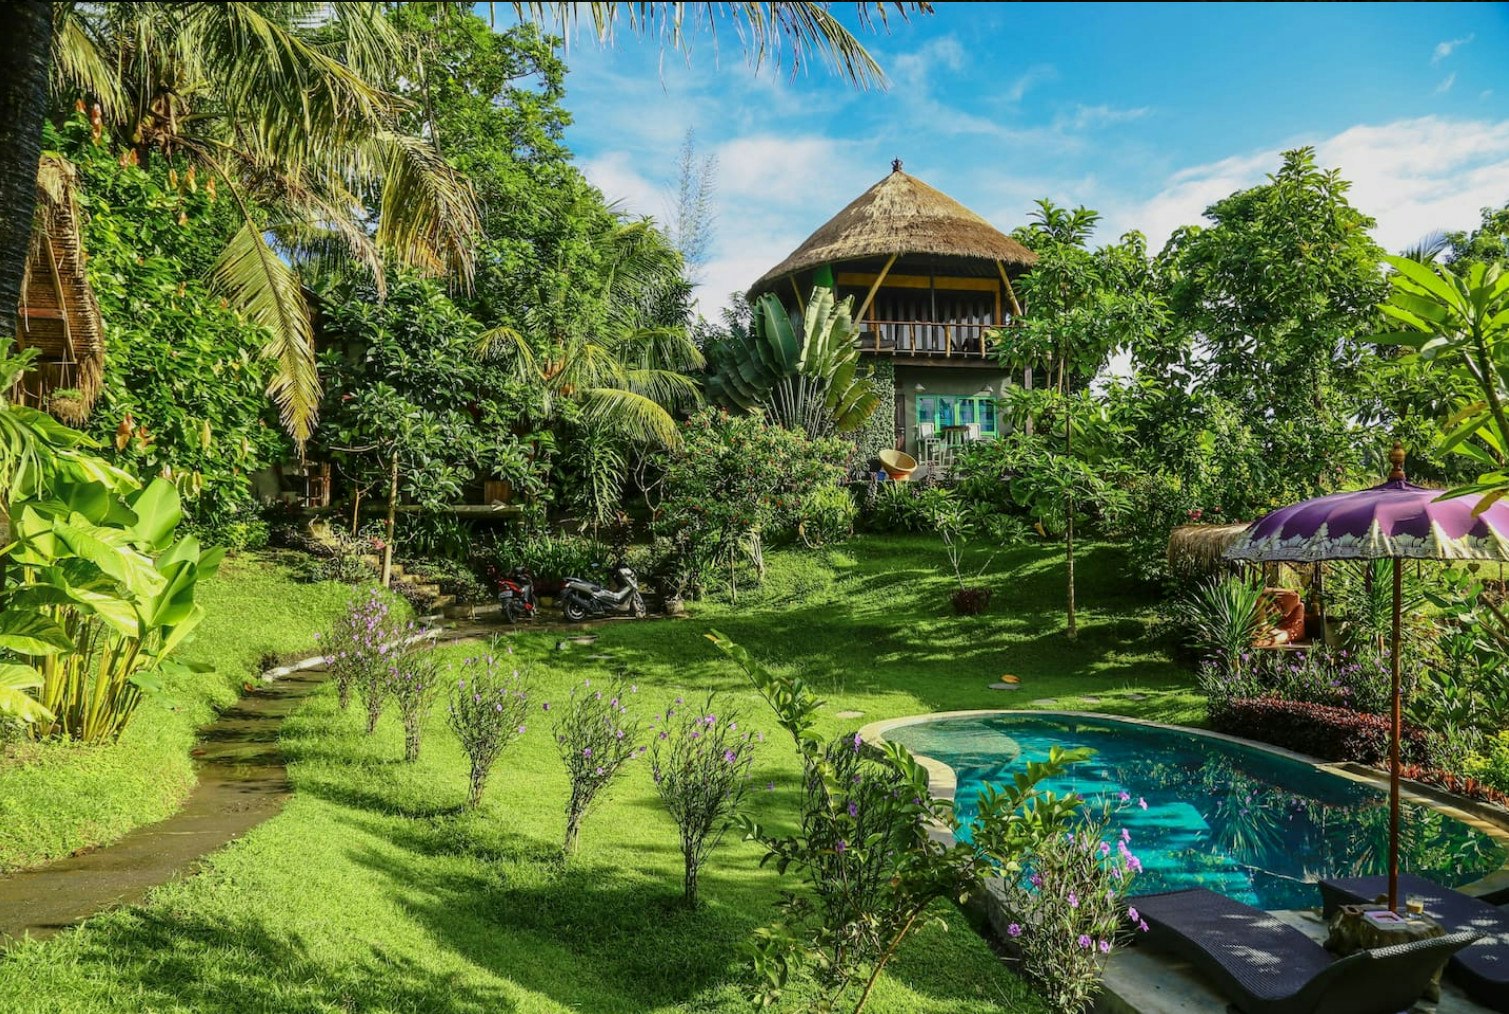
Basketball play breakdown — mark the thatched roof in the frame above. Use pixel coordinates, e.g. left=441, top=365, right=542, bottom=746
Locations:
left=749, top=164, right=1036, bottom=295
left=14, top=154, right=105, bottom=424
left=1167, top=523, right=1252, bottom=582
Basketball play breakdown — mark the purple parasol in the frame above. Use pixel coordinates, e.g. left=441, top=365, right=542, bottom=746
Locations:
left=1225, top=445, right=1509, bottom=912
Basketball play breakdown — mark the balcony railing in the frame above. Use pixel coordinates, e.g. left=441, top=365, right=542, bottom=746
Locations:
left=858, top=319, right=995, bottom=359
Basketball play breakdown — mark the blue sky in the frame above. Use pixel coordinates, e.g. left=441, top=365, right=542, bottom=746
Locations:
left=524, top=2, right=1509, bottom=311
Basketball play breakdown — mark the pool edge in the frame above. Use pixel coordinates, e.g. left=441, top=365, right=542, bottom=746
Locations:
left=861, top=708, right=1509, bottom=900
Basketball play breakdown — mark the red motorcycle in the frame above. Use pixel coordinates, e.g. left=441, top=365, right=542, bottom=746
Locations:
left=493, top=567, right=537, bottom=623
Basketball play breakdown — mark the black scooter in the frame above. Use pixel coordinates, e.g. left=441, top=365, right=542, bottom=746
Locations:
left=559, top=566, right=646, bottom=622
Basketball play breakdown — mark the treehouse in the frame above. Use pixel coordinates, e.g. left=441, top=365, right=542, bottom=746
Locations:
left=12, top=155, right=105, bottom=425
left=748, top=160, right=1035, bottom=462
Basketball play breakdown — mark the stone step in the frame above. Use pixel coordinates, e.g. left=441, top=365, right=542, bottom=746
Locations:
left=407, top=582, right=440, bottom=597
left=428, top=593, right=456, bottom=610
left=445, top=602, right=501, bottom=619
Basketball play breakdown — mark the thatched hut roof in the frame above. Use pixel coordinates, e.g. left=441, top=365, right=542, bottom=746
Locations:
left=14, top=154, right=104, bottom=424
left=1167, top=523, right=1252, bottom=582
left=749, top=164, right=1036, bottom=296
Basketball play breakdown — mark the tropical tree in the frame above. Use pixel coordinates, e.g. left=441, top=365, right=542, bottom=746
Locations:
left=1373, top=256, right=1509, bottom=504
left=45, top=2, right=479, bottom=446
left=2, top=2, right=926, bottom=448
left=480, top=219, right=705, bottom=447
left=705, top=288, right=878, bottom=438
left=998, top=200, right=1159, bottom=636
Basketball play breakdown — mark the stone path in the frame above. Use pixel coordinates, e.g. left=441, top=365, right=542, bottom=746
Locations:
left=0, top=664, right=329, bottom=947
left=0, top=623, right=489, bottom=948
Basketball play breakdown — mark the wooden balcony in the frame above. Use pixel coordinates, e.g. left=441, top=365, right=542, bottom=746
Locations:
left=857, top=319, right=996, bottom=362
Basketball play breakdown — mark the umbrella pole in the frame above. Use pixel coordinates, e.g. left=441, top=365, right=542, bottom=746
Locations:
left=1389, top=557, right=1402, bottom=912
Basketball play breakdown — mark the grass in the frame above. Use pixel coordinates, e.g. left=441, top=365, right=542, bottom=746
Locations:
left=0, top=535, right=1197, bottom=1012
left=0, top=551, right=361, bottom=871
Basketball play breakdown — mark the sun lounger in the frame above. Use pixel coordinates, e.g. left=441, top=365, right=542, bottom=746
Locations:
left=1135, top=887, right=1477, bottom=1014
left=1319, top=872, right=1509, bottom=1012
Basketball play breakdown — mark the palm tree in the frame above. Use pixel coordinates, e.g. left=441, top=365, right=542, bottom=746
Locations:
left=481, top=218, right=705, bottom=446
left=0, top=1, right=52, bottom=334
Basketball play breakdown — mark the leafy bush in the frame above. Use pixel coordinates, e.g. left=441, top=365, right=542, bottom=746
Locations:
left=648, top=409, right=848, bottom=600
left=797, top=486, right=857, bottom=548
left=863, top=480, right=959, bottom=534
left=492, top=531, right=609, bottom=592
left=648, top=692, right=757, bottom=907
left=1003, top=803, right=1145, bottom=1014
left=1209, top=698, right=1434, bottom=767
left=1464, top=732, right=1509, bottom=796
left=321, top=588, right=404, bottom=710
left=448, top=647, right=533, bottom=809
left=550, top=675, right=644, bottom=853
left=387, top=643, right=441, bottom=763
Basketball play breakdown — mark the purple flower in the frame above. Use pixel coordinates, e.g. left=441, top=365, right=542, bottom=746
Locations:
left=1138, top=919, right=1149, bottom=933
left=1099, top=841, right=1111, bottom=856
left=595, top=766, right=604, bottom=776
left=1077, top=934, right=1092, bottom=949
left=1118, top=790, right=1130, bottom=803
left=1099, top=939, right=1111, bottom=954
left=847, top=801, right=859, bottom=818
left=517, top=725, right=526, bottom=734
left=1069, top=892, right=1079, bottom=909
left=724, top=749, right=737, bottom=763
left=542, top=702, right=551, bottom=712
left=582, top=747, right=593, bottom=758
left=1138, top=796, right=1147, bottom=810
left=1029, top=872, right=1043, bottom=888
left=851, top=732, right=863, bottom=753
left=1127, top=907, right=1140, bottom=923
left=835, top=840, right=848, bottom=854
left=1007, top=923, right=1022, bottom=938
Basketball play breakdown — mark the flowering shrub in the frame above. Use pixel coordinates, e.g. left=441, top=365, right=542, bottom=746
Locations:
left=649, top=692, right=757, bottom=907
left=359, top=618, right=417, bottom=735
left=1210, top=697, right=1434, bottom=766
left=1199, top=646, right=1394, bottom=716
left=709, top=631, right=1090, bottom=1013
left=387, top=641, right=441, bottom=762
left=320, top=588, right=403, bottom=711
left=1002, top=800, right=1144, bottom=1014
left=448, top=647, right=533, bottom=809
left=551, top=675, right=644, bottom=854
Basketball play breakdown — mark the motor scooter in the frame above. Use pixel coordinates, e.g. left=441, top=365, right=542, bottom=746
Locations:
left=559, top=566, right=645, bottom=622
left=494, top=567, right=537, bottom=622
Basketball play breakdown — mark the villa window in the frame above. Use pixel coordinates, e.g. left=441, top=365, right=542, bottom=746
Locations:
left=914, top=394, right=999, bottom=437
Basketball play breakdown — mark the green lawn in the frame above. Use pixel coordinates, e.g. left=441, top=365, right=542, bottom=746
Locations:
left=0, top=536, right=1198, bottom=1012
left=0, top=551, right=361, bottom=871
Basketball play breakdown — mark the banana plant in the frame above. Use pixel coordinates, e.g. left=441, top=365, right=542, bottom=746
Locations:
left=1, top=474, right=222, bottom=742
left=706, top=288, right=878, bottom=437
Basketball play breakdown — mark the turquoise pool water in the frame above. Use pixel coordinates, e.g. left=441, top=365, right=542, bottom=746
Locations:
left=885, top=713, right=1508, bottom=911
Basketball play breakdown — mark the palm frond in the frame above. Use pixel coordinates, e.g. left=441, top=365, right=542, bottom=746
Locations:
left=51, top=5, right=125, bottom=122
left=579, top=387, right=682, bottom=446
left=211, top=220, right=320, bottom=444
left=373, top=131, right=479, bottom=286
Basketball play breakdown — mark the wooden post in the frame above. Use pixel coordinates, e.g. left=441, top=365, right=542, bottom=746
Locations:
left=1388, top=556, right=1402, bottom=912
left=856, top=252, right=899, bottom=322
left=788, top=275, right=806, bottom=314
left=381, top=450, right=398, bottom=588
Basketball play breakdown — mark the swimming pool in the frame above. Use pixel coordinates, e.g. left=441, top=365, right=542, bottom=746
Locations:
left=881, top=712, right=1508, bottom=911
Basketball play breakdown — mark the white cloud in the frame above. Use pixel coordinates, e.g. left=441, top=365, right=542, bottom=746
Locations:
left=579, top=150, right=663, bottom=217
left=1003, top=64, right=1058, bottom=104
left=1104, top=116, right=1509, bottom=253
left=1059, top=104, right=1152, bottom=131
left=1436, top=73, right=1457, bottom=95
left=1433, top=34, right=1474, bottom=64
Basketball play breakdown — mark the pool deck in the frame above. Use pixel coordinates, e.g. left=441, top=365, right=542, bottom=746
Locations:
left=1098, top=906, right=1491, bottom=1013
left=862, top=709, right=1509, bottom=1014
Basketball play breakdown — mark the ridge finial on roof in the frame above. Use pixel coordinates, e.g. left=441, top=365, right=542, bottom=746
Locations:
left=891, top=158, right=903, bottom=173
